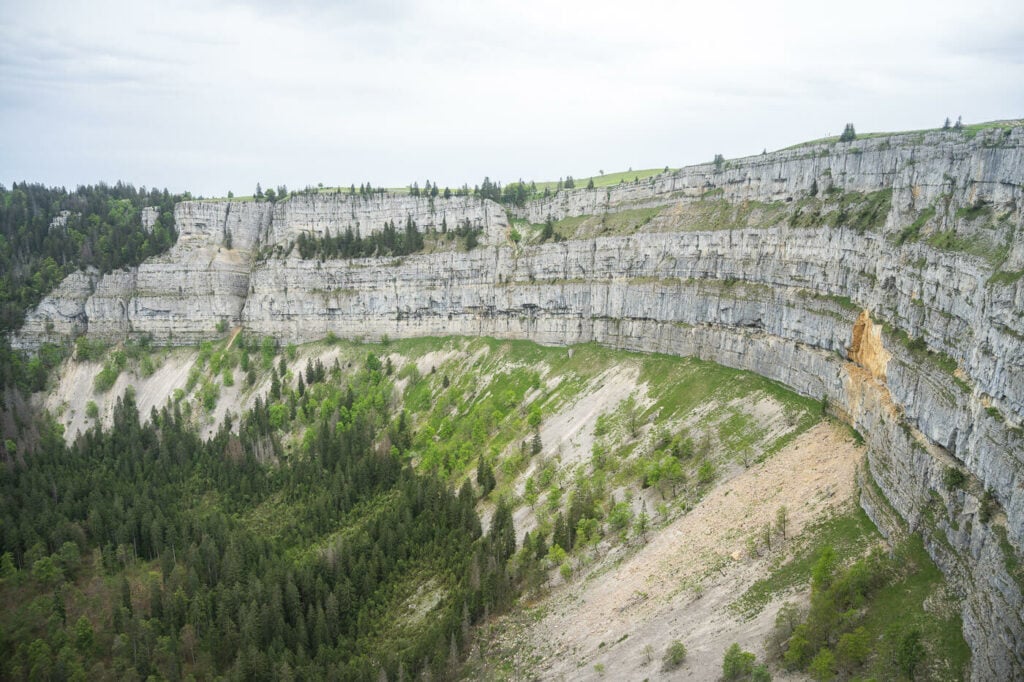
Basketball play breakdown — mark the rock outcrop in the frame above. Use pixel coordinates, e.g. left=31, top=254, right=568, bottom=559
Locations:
left=13, top=123, right=1024, bottom=679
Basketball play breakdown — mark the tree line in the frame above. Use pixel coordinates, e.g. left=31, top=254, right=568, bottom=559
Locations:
left=294, top=217, right=481, bottom=260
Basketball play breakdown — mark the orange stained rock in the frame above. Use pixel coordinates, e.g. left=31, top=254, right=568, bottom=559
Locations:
left=849, top=310, right=891, bottom=381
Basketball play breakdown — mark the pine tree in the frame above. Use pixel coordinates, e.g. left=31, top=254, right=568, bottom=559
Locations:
left=839, top=123, right=857, bottom=142
left=553, top=513, right=570, bottom=552
left=489, top=497, right=516, bottom=564
left=476, top=455, right=495, bottom=495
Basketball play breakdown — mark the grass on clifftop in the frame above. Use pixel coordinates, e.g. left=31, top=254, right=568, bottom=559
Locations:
left=780, top=118, right=1022, bottom=151
left=530, top=168, right=671, bottom=193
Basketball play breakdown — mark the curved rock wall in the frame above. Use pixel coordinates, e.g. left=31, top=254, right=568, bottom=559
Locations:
left=12, top=125, right=1024, bottom=679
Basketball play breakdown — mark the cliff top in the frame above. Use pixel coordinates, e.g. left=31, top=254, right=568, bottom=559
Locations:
left=194, top=118, right=1023, bottom=204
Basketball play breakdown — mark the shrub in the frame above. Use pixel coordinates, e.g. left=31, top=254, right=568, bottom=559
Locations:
left=74, top=336, right=107, bottom=361
left=809, top=648, right=836, bottom=681
left=93, top=364, right=119, bottom=393
left=607, top=502, right=633, bottom=532
left=836, top=626, right=870, bottom=670
left=85, top=401, right=99, bottom=420
left=200, top=380, right=220, bottom=412
left=260, top=336, right=277, bottom=368
left=662, top=640, right=687, bottom=669
left=140, top=354, right=155, bottom=377
left=527, top=405, right=542, bottom=428
left=943, top=466, right=966, bottom=491
left=979, top=488, right=997, bottom=523
left=698, top=459, right=716, bottom=485
left=766, top=602, right=802, bottom=659
left=895, top=629, right=925, bottom=679
left=784, top=625, right=812, bottom=669
left=31, top=556, right=63, bottom=586
left=723, top=642, right=756, bottom=680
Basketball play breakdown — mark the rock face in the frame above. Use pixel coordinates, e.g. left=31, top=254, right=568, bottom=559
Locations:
left=13, top=124, right=1024, bottom=679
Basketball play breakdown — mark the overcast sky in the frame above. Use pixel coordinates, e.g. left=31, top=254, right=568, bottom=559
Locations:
left=2, top=0, right=1022, bottom=197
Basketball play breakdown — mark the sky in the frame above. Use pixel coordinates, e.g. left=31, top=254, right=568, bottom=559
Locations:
left=2, top=0, right=1023, bottom=198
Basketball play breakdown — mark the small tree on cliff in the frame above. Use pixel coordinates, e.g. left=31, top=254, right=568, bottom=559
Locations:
left=839, top=123, right=857, bottom=142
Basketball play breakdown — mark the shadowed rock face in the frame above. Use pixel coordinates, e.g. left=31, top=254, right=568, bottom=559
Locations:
left=14, top=125, right=1024, bottom=679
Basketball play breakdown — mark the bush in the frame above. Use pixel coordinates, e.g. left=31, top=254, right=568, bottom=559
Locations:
left=942, top=466, right=965, bottom=491
left=698, top=459, right=716, bottom=485
left=527, top=405, right=542, bottom=428
left=979, top=488, right=997, bottom=523
left=75, top=336, right=107, bottom=362
left=607, top=502, right=633, bottom=532
left=260, top=336, right=277, bottom=368
left=200, top=380, right=220, bottom=412
left=723, top=642, right=756, bottom=680
left=809, top=648, right=836, bottom=681
left=31, top=556, right=63, bottom=586
left=663, top=640, right=687, bottom=669
left=93, top=364, right=120, bottom=393
left=784, top=624, right=812, bottom=669
left=836, top=626, right=870, bottom=669
left=85, top=401, right=99, bottom=420
left=895, top=628, right=925, bottom=679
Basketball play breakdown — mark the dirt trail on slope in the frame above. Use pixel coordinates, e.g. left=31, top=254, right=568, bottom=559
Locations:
left=490, top=420, right=861, bottom=681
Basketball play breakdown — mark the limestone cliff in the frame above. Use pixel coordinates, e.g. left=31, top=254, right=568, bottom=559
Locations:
left=13, top=123, right=1024, bottom=679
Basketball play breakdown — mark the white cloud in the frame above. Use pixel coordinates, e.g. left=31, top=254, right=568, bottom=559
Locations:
left=1, top=0, right=1022, bottom=196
